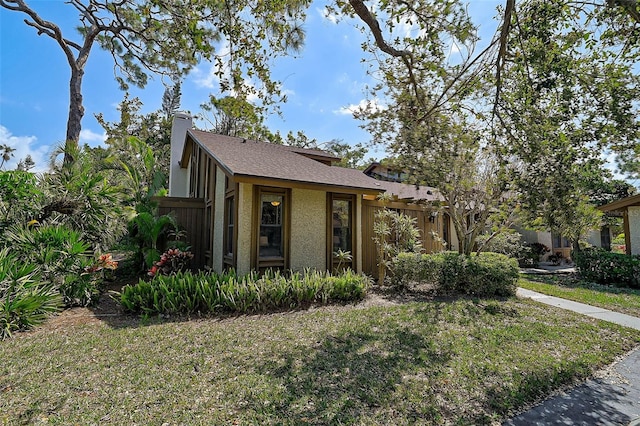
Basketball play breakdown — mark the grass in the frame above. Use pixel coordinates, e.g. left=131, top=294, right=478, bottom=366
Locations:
left=519, top=275, right=640, bottom=318
left=2, top=296, right=640, bottom=425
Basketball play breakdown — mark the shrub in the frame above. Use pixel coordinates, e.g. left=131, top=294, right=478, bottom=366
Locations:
left=120, top=269, right=370, bottom=316
left=0, top=171, right=42, bottom=231
left=574, top=247, right=640, bottom=289
left=148, top=248, right=194, bottom=277
left=0, top=249, right=62, bottom=339
left=477, top=232, right=526, bottom=259
left=390, top=251, right=519, bottom=297
left=518, top=242, right=551, bottom=267
left=3, top=224, right=105, bottom=307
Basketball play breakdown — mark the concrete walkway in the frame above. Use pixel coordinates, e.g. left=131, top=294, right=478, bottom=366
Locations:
left=517, top=288, right=640, bottom=331
left=504, top=288, right=640, bottom=425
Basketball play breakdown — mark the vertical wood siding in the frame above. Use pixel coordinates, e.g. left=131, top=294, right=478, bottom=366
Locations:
left=155, top=197, right=207, bottom=269
left=361, top=200, right=443, bottom=277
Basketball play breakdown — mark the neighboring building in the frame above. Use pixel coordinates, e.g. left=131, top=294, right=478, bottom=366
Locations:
left=363, top=162, right=408, bottom=183
left=517, top=224, right=615, bottom=262
left=598, top=194, right=640, bottom=255
left=161, top=114, right=444, bottom=275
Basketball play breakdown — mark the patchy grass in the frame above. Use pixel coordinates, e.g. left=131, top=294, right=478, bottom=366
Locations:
left=1, top=297, right=639, bottom=425
left=520, top=276, right=640, bottom=317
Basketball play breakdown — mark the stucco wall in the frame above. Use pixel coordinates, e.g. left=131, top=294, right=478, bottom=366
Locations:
left=585, top=229, right=602, bottom=248
left=355, top=196, right=363, bottom=273
left=290, top=188, right=327, bottom=272
left=448, top=217, right=459, bottom=252
left=629, top=206, right=640, bottom=255
left=236, top=183, right=253, bottom=274
left=211, top=167, right=226, bottom=273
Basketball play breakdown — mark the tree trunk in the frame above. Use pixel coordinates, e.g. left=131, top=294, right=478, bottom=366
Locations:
left=64, top=67, right=84, bottom=165
left=572, top=239, right=581, bottom=255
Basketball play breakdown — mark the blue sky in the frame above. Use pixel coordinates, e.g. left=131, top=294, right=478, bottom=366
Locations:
left=1, top=0, right=506, bottom=172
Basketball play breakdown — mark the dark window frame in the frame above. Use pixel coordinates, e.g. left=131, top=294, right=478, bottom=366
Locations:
left=327, top=193, right=356, bottom=272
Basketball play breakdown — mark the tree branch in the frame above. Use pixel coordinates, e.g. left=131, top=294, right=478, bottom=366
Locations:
left=492, top=0, right=515, bottom=119
left=348, top=0, right=410, bottom=57
left=1, top=0, right=80, bottom=66
left=607, top=0, right=640, bottom=22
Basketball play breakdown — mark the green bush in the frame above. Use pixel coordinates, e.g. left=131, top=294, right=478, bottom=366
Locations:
left=120, top=269, right=371, bottom=316
left=389, top=252, right=442, bottom=289
left=574, top=247, right=640, bottom=288
left=390, top=251, right=519, bottom=297
left=0, top=249, right=62, bottom=339
left=3, top=224, right=103, bottom=307
left=477, top=232, right=526, bottom=259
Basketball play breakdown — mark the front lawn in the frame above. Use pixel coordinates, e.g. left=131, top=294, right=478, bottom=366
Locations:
left=520, top=276, right=640, bottom=317
left=2, top=297, right=639, bottom=425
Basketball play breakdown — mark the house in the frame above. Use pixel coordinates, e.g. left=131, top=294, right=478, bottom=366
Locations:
left=161, top=113, right=445, bottom=275
left=516, top=227, right=612, bottom=262
left=363, top=162, right=407, bottom=183
left=598, top=194, right=640, bottom=255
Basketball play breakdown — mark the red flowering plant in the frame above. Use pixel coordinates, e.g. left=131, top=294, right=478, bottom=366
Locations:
left=148, top=248, right=194, bottom=277
left=85, top=253, right=118, bottom=276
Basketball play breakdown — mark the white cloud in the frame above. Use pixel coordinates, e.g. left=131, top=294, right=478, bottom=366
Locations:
left=334, top=98, right=386, bottom=116
left=0, top=125, right=50, bottom=172
left=79, top=129, right=107, bottom=147
left=318, top=7, right=339, bottom=24
left=602, top=151, right=630, bottom=182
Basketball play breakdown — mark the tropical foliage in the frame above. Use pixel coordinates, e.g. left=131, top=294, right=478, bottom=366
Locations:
left=0, top=249, right=62, bottom=339
left=120, top=269, right=370, bottom=316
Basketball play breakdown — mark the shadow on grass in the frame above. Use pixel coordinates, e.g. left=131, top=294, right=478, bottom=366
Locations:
left=523, top=274, right=640, bottom=297
left=251, top=319, right=453, bottom=424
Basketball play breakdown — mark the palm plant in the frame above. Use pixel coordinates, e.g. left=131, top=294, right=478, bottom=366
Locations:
left=0, top=248, right=62, bottom=339
left=43, top=144, right=126, bottom=252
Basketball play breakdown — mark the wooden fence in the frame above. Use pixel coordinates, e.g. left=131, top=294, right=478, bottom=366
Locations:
left=361, top=200, right=444, bottom=276
left=154, top=197, right=208, bottom=269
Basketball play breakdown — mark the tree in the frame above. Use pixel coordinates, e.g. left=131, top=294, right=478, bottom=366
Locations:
left=1, top=0, right=310, bottom=165
left=96, top=87, right=176, bottom=179
left=388, top=113, right=516, bottom=256
left=342, top=0, right=638, bottom=254
left=0, top=144, right=15, bottom=170
left=198, top=95, right=280, bottom=143
left=16, top=155, right=35, bottom=172
left=495, top=0, right=640, bottom=251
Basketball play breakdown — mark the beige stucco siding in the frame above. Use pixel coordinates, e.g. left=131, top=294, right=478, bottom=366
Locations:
left=236, top=183, right=254, bottom=275
left=586, top=229, right=603, bottom=248
left=290, top=188, right=327, bottom=272
left=355, top=196, right=363, bottom=273
left=211, top=167, right=226, bottom=273
left=629, top=206, right=640, bottom=255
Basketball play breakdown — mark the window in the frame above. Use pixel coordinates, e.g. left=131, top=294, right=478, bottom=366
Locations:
left=329, top=194, right=355, bottom=271
left=259, top=193, right=284, bottom=258
left=224, top=196, right=234, bottom=256
left=600, top=227, right=612, bottom=251
left=552, top=233, right=571, bottom=249
left=254, top=187, right=289, bottom=271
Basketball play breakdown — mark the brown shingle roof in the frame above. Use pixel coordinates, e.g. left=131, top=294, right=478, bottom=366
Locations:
left=373, top=180, right=440, bottom=202
left=335, top=167, right=440, bottom=202
left=188, top=130, right=383, bottom=192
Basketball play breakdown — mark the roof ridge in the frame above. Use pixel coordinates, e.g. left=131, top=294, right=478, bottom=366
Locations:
left=189, top=129, right=339, bottom=159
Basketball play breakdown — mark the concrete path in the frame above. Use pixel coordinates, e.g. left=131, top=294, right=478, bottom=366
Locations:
left=517, top=288, right=640, bottom=331
left=503, top=288, right=640, bottom=425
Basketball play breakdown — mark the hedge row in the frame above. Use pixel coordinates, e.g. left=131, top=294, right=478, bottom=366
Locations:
left=574, top=248, right=640, bottom=289
left=120, top=269, right=371, bottom=316
left=390, top=251, right=519, bottom=297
